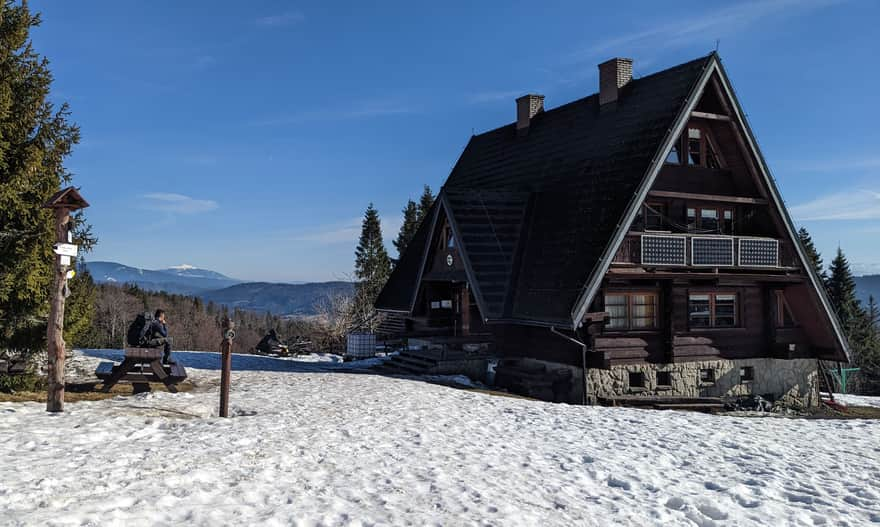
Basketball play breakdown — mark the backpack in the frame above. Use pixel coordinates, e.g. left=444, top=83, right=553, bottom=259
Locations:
left=126, top=311, right=154, bottom=347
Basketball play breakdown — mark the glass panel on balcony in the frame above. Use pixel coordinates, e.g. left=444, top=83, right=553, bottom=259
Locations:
left=739, top=238, right=778, bottom=267
left=642, top=235, right=686, bottom=265
left=645, top=204, right=666, bottom=231
left=700, top=209, right=719, bottom=232
left=691, top=237, right=734, bottom=266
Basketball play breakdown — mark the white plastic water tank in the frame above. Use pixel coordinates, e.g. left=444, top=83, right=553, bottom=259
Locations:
left=346, top=332, right=376, bottom=360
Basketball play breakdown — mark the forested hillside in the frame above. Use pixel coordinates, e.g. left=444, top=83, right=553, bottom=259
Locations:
left=76, top=282, right=325, bottom=353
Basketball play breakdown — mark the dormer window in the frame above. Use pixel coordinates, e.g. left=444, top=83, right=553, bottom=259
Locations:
left=687, top=126, right=722, bottom=168
left=667, top=125, right=723, bottom=169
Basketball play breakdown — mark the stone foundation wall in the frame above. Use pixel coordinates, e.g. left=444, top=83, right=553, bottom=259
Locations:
left=586, top=358, right=820, bottom=407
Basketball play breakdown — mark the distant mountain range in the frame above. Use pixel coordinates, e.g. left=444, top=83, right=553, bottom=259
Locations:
left=201, top=282, right=353, bottom=316
left=85, top=261, right=241, bottom=295
left=83, top=261, right=352, bottom=316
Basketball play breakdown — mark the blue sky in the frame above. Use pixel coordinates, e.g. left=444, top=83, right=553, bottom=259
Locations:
left=31, top=0, right=880, bottom=281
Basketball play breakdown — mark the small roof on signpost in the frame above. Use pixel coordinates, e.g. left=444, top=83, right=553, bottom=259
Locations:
left=42, top=186, right=89, bottom=211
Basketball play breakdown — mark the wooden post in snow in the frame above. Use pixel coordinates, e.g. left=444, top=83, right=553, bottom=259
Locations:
left=219, top=316, right=235, bottom=418
left=42, top=187, right=89, bottom=413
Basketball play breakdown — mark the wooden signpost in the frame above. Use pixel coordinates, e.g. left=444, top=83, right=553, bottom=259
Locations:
left=219, top=317, right=235, bottom=417
left=42, top=187, right=89, bottom=413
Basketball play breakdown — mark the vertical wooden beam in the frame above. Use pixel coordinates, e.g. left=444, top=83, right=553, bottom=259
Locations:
left=219, top=317, right=235, bottom=418
left=460, top=284, right=471, bottom=336
left=46, top=207, right=71, bottom=413
left=219, top=338, right=231, bottom=417
left=663, top=281, right=675, bottom=363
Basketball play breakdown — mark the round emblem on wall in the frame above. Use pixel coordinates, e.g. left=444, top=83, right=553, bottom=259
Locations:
left=446, top=254, right=454, bottom=267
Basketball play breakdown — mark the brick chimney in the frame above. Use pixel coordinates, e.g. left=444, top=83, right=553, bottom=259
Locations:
left=516, top=94, right=544, bottom=135
left=598, top=58, right=633, bottom=105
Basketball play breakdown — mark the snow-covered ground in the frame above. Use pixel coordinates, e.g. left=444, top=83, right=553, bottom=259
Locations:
left=1, top=350, right=879, bottom=526
left=834, top=393, right=880, bottom=409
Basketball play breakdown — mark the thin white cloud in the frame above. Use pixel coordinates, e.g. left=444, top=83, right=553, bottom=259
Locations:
left=194, top=55, right=217, bottom=70
left=290, top=216, right=403, bottom=248
left=251, top=100, right=416, bottom=127
left=569, top=0, right=841, bottom=62
left=852, top=262, right=880, bottom=277
left=467, top=90, right=526, bottom=104
left=790, top=189, right=880, bottom=221
left=141, top=193, right=218, bottom=214
left=255, top=12, right=305, bottom=27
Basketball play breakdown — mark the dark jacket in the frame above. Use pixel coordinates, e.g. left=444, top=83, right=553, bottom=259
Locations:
left=149, top=319, right=168, bottom=339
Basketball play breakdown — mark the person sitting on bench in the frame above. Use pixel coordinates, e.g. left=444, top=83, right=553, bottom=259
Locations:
left=145, top=309, right=176, bottom=365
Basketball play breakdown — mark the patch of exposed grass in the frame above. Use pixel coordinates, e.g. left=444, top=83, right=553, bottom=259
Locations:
left=0, top=381, right=195, bottom=403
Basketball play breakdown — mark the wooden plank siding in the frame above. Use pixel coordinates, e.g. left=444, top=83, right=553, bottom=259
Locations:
left=591, top=283, right=820, bottom=366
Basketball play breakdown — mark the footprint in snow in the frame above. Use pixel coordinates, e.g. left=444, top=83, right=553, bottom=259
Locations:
left=697, top=502, right=728, bottom=521
left=607, top=477, right=631, bottom=491
left=665, top=497, right=686, bottom=510
left=704, top=481, right=724, bottom=491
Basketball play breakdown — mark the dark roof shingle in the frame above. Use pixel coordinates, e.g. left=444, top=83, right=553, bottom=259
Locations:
left=377, top=54, right=713, bottom=324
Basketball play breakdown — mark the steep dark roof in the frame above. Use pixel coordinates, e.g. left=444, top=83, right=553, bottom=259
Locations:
left=377, top=54, right=713, bottom=324
left=375, top=201, right=438, bottom=312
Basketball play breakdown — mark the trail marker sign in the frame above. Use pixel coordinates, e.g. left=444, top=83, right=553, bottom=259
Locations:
left=52, top=243, right=78, bottom=257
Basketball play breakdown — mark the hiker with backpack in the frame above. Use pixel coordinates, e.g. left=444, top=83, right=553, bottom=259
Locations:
left=126, top=309, right=176, bottom=365
left=146, top=309, right=176, bottom=365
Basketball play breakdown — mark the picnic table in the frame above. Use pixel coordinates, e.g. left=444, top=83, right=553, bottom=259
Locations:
left=95, top=348, right=187, bottom=393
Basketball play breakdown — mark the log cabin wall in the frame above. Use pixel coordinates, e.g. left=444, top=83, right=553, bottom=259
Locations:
left=490, top=324, right=583, bottom=367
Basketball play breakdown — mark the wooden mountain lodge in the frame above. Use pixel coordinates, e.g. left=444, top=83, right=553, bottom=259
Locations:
left=375, top=53, right=848, bottom=406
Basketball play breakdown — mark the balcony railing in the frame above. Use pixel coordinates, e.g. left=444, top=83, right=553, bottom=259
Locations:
left=612, top=233, right=798, bottom=269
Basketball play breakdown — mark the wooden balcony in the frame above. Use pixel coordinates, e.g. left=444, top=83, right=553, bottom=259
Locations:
left=612, top=233, right=798, bottom=270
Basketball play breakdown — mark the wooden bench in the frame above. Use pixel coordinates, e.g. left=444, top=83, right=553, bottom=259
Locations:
left=94, top=348, right=187, bottom=393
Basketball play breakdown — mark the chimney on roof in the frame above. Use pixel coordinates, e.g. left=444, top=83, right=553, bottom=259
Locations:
left=598, top=57, right=633, bottom=105
left=516, top=94, right=544, bottom=135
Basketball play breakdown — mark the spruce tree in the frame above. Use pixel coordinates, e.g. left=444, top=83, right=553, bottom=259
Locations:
left=867, top=296, right=879, bottom=329
left=393, top=200, right=419, bottom=258
left=416, top=185, right=435, bottom=223
left=0, top=3, right=93, bottom=347
left=797, top=227, right=827, bottom=283
left=826, top=247, right=861, bottom=329
left=63, top=267, right=96, bottom=347
left=354, top=203, right=391, bottom=305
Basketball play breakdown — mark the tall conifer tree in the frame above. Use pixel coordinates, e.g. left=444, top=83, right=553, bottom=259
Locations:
left=827, top=247, right=861, bottom=329
left=797, top=227, right=827, bottom=283
left=393, top=200, right=419, bottom=259
left=0, top=3, right=93, bottom=347
left=354, top=203, right=391, bottom=305
left=416, top=185, right=435, bottom=223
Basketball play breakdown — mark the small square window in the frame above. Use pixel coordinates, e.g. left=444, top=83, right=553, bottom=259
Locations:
left=628, top=372, right=645, bottom=389
left=740, top=366, right=755, bottom=383
left=440, top=300, right=453, bottom=309
left=656, top=371, right=672, bottom=386
left=430, top=301, right=441, bottom=309
left=699, top=368, right=715, bottom=384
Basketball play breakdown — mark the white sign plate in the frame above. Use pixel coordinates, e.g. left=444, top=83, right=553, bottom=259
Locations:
left=60, top=255, right=71, bottom=266
left=53, top=243, right=78, bottom=257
